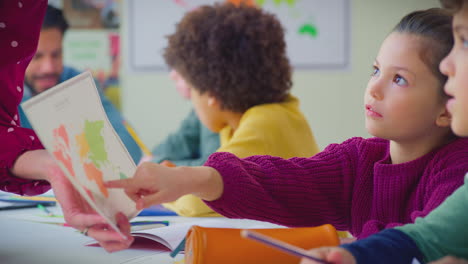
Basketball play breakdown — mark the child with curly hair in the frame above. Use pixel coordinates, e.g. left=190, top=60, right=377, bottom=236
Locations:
left=159, top=3, right=320, bottom=217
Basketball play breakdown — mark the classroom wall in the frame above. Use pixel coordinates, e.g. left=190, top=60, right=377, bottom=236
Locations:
left=120, top=0, right=440, bottom=151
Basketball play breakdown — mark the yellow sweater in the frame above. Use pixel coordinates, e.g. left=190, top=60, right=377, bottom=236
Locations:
left=163, top=95, right=319, bottom=217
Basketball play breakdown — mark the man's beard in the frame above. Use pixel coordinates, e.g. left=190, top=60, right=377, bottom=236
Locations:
left=25, top=73, right=60, bottom=95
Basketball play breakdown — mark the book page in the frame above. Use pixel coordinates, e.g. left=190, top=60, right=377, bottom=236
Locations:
left=132, top=218, right=286, bottom=250
left=21, top=71, right=139, bottom=235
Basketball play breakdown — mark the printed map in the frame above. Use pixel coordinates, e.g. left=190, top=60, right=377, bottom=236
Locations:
left=21, top=72, right=139, bottom=235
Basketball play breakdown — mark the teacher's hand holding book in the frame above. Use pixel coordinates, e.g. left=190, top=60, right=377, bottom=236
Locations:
left=13, top=149, right=134, bottom=252
left=49, top=164, right=134, bottom=252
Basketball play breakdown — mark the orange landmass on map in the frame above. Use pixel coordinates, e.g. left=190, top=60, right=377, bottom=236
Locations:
left=54, top=124, right=70, bottom=148
left=53, top=125, right=75, bottom=177
left=83, top=162, right=109, bottom=197
left=75, top=132, right=90, bottom=159
left=53, top=149, right=75, bottom=177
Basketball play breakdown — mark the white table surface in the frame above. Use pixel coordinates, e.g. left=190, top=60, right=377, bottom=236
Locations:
left=0, top=205, right=283, bottom=264
left=0, top=206, right=186, bottom=264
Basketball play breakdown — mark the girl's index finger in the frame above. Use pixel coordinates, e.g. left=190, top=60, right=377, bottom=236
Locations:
left=104, top=178, right=135, bottom=188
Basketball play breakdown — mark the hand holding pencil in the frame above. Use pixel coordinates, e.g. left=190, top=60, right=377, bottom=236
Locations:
left=241, top=230, right=356, bottom=264
left=297, top=247, right=356, bottom=264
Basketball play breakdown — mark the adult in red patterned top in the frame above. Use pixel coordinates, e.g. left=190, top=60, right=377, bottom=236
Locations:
left=0, top=0, right=131, bottom=252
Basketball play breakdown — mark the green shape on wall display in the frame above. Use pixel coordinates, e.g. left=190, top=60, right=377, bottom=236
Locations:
left=298, top=23, right=318, bottom=38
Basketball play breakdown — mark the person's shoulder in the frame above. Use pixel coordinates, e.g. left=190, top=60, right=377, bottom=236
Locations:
left=323, top=137, right=388, bottom=157
left=184, top=109, right=202, bottom=124
left=423, top=138, right=468, bottom=175
left=247, top=95, right=299, bottom=113
left=60, top=66, right=82, bottom=81
left=443, top=137, right=468, bottom=150
left=340, top=137, right=387, bottom=148
left=242, top=95, right=304, bottom=127
left=21, top=85, right=33, bottom=102
left=432, top=137, right=468, bottom=161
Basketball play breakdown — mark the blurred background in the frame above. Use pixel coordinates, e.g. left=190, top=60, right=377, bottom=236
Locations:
left=52, top=0, right=440, bottom=150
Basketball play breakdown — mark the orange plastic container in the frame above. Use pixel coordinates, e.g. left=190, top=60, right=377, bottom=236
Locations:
left=185, top=224, right=339, bottom=264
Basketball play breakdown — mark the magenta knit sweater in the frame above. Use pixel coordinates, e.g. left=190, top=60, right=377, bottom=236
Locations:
left=204, top=137, right=468, bottom=239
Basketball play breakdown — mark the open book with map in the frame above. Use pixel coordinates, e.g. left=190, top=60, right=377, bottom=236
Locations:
left=21, top=71, right=139, bottom=236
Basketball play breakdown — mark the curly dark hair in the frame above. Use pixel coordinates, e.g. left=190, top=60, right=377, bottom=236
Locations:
left=163, top=3, right=292, bottom=113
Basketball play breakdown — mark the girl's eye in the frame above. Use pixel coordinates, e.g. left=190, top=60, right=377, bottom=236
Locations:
left=371, top=66, right=380, bottom=77
left=461, top=36, right=468, bottom=48
left=455, top=33, right=468, bottom=48
left=394, top=75, right=408, bottom=86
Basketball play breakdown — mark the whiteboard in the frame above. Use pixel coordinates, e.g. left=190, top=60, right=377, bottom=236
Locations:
left=126, top=0, right=351, bottom=72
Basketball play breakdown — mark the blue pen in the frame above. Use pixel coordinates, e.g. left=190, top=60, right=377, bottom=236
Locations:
left=130, top=221, right=169, bottom=226
left=170, top=237, right=186, bottom=258
left=241, top=230, right=331, bottom=264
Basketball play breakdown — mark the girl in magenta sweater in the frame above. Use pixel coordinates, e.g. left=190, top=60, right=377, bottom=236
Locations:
left=300, top=0, right=468, bottom=263
left=107, top=6, right=468, bottom=241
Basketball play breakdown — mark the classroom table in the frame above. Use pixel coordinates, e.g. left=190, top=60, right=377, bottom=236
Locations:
left=0, top=206, right=183, bottom=264
left=0, top=205, right=283, bottom=264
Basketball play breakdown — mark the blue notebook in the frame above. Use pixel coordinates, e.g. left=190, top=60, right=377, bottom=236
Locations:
left=0, top=192, right=56, bottom=210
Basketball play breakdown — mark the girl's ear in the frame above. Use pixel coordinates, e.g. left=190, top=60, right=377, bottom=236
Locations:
left=436, top=105, right=452, bottom=127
